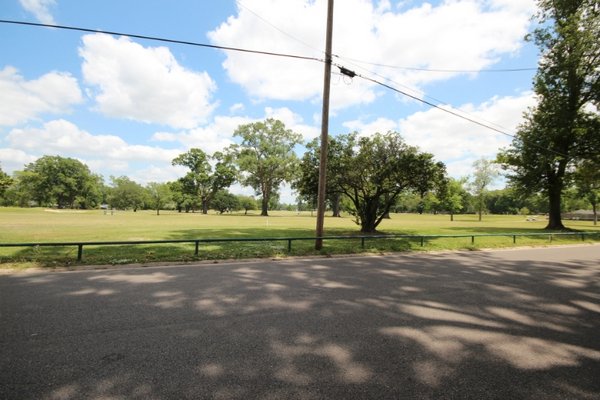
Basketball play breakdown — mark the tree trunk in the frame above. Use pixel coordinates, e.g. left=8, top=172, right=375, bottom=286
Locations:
left=450, top=212, right=454, bottom=222
left=359, top=200, right=379, bottom=233
left=331, top=193, right=341, bottom=217
left=202, top=198, right=209, bottom=214
left=593, top=203, right=597, bottom=226
left=261, top=195, right=269, bottom=216
left=545, top=184, right=566, bottom=230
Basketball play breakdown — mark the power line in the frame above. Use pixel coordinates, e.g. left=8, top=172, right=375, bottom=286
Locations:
left=231, top=4, right=537, bottom=75
left=336, top=64, right=568, bottom=158
left=3, top=18, right=560, bottom=157
left=235, top=0, right=323, bottom=57
left=335, top=55, right=538, bottom=73
left=0, top=19, right=324, bottom=63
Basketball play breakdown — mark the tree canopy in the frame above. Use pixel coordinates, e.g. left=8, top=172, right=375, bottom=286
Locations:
left=498, top=0, right=600, bottom=230
left=172, top=148, right=236, bottom=214
left=329, top=132, right=446, bottom=233
left=231, top=118, right=303, bottom=216
left=18, top=155, right=102, bottom=208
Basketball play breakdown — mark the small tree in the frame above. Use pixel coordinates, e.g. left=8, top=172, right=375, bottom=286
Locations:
left=236, top=195, right=257, bottom=215
left=145, top=182, right=172, bottom=215
left=440, top=178, right=468, bottom=221
left=211, top=190, right=239, bottom=214
left=469, top=158, right=499, bottom=221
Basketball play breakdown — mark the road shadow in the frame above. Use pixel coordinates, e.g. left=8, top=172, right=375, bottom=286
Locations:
left=1, top=246, right=599, bottom=399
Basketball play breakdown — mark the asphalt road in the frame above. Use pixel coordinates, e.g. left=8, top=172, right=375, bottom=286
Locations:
left=1, top=245, right=599, bottom=400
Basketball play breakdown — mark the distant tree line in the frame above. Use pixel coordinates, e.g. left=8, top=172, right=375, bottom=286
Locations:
left=1, top=0, right=598, bottom=231
left=1, top=117, right=598, bottom=232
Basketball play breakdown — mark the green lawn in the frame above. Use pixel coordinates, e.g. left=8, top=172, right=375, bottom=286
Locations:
left=1, top=207, right=598, bottom=268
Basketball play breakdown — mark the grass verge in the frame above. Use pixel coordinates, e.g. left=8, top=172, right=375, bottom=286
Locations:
left=1, top=208, right=598, bottom=268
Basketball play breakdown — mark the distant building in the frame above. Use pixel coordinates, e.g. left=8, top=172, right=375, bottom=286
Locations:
left=562, top=209, right=595, bottom=221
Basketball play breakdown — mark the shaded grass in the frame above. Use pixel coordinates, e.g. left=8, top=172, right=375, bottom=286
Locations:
left=1, top=207, right=598, bottom=268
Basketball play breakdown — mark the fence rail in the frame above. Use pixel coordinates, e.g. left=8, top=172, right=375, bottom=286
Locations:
left=1, top=231, right=598, bottom=262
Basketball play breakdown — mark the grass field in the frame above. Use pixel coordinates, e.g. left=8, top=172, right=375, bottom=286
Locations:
left=1, top=207, right=599, bottom=268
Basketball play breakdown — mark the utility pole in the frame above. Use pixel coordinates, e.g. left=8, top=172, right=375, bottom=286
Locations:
left=315, top=0, right=334, bottom=250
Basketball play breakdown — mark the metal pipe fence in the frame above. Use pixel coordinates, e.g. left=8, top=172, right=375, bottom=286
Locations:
left=1, top=231, right=598, bottom=262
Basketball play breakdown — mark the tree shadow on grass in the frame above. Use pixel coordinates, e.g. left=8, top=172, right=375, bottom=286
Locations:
left=1, top=246, right=599, bottom=399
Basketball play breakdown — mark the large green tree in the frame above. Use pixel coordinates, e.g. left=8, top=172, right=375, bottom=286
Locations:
left=330, top=132, right=445, bottom=233
left=231, top=118, right=302, bottom=216
left=18, top=155, right=102, bottom=208
left=498, top=0, right=600, bottom=230
left=172, top=149, right=236, bottom=214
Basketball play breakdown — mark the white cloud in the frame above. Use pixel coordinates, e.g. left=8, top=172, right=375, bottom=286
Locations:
left=397, top=92, right=536, bottom=177
left=229, top=103, right=245, bottom=114
left=342, top=92, right=535, bottom=178
left=208, top=0, right=535, bottom=109
left=151, top=107, right=318, bottom=153
left=0, top=148, right=37, bottom=174
left=79, top=34, right=217, bottom=129
left=162, top=115, right=252, bottom=154
left=19, top=0, right=56, bottom=24
left=264, top=107, right=320, bottom=141
left=0, top=66, right=83, bottom=126
left=6, top=119, right=181, bottom=175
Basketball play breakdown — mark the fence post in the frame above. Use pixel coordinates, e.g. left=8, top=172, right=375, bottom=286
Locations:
left=513, top=235, right=516, bottom=244
left=361, top=237, right=365, bottom=248
left=471, top=236, right=475, bottom=245
left=581, top=233, right=585, bottom=241
left=194, top=241, right=199, bottom=256
left=288, top=239, right=292, bottom=252
left=420, top=236, right=424, bottom=247
left=77, top=244, right=83, bottom=261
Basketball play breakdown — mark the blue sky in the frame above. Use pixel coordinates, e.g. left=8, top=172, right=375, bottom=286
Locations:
left=1, top=0, right=539, bottom=202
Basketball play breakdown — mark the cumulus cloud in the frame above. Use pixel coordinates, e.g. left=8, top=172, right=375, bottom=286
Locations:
left=264, top=107, right=320, bottom=141
left=342, top=92, right=536, bottom=177
left=0, top=148, right=37, bottom=174
left=0, top=66, right=83, bottom=126
left=400, top=92, right=536, bottom=177
left=79, top=34, right=217, bottom=129
left=151, top=107, right=317, bottom=152
left=19, top=0, right=56, bottom=24
left=6, top=119, right=181, bottom=174
left=208, top=0, right=535, bottom=109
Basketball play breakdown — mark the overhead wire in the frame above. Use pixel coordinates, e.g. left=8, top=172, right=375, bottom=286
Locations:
left=0, top=19, right=324, bottom=63
left=235, top=0, right=323, bottom=57
left=335, top=64, right=568, bottom=158
left=334, top=55, right=537, bottom=73
left=1, top=18, right=564, bottom=157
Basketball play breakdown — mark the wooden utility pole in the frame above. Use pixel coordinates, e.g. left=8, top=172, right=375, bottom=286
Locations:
left=315, top=0, right=334, bottom=250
